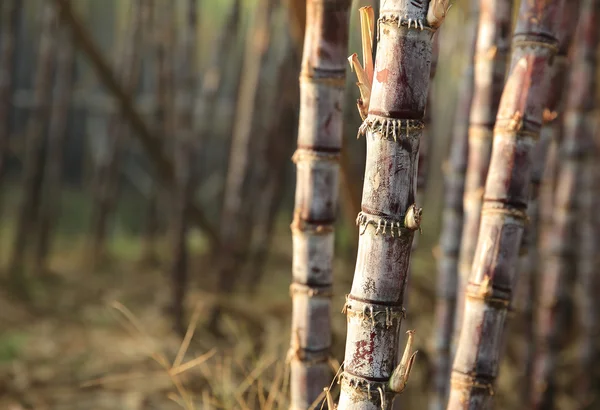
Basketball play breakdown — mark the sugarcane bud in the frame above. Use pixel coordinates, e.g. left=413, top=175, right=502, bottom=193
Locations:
left=404, top=204, right=422, bottom=231
left=427, top=0, right=452, bottom=29
left=389, top=330, right=418, bottom=393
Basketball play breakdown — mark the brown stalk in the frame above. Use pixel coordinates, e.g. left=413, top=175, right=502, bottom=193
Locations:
left=531, top=0, right=599, bottom=407
left=429, top=2, right=479, bottom=409
left=512, top=1, right=581, bottom=405
left=8, top=3, right=57, bottom=288
left=338, top=2, right=446, bottom=409
left=453, top=0, right=515, bottom=349
left=289, top=0, right=350, bottom=408
left=448, top=0, right=566, bottom=408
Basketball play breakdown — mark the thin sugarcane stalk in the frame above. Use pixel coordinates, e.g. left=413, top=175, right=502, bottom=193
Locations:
left=8, top=3, right=57, bottom=287
left=53, top=0, right=219, bottom=246
left=338, top=2, right=448, bottom=409
left=289, top=0, right=350, bottom=407
left=453, top=0, right=514, bottom=350
left=448, top=0, right=566, bottom=408
left=89, top=0, right=145, bottom=267
left=513, top=2, right=580, bottom=404
left=34, top=27, right=75, bottom=275
left=430, top=3, right=479, bottom=409
left=170, top=0, right=200, bottom=335
left=0, top=0, right=22, bottom=187
left=531, top=1, right=599, bottom=407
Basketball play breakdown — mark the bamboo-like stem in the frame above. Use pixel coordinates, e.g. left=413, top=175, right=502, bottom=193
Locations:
left=453, top=0, right=514, bottom=348
left=531, top=1, right=599, bottom=407
left=8, top=4, right=57, bottom=286
left=338, top=2, right=446, bottom=409
left=52, top=0, right=218, bottom=245
left=513, top=2, right=580, bottom=404
left=170, top=0, right=199, bottom=335
left=448, top=1, right=565, bottom=408
left=89, top=0, right=145, bottom=266
left=430, top=3, right=479, bottom=409
left=34, top=27, right=75, bottom=274
left=289, top=0, right=350, bottom=407
left=0, top=0, right=22, bottom=186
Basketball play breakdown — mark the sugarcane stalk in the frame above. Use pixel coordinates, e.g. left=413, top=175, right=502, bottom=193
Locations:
left=453, top=0, right=514, bottom=349
left=169, top=0, right=199, bottom=335
left=448, top=0, right=566, bottom=408
left=430, top=3, right=479, bottom=409
left=0, top=0, right=22, bottom=187
left=289, top=0, right=350, bottom=408
left=513, top=1, right=580, bottom=404
left=34, top=27, right=75, bottom=274
left=531, top=0, right=599, bottom=407
left=339, top=1, right=448, bottom=409
left=8, top=3, right=57, bottom=286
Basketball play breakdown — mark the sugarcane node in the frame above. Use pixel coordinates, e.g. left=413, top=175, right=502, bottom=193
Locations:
left=465, top=281, right=511, bottom=309
left=481, top=202, right=529, bottom=223
left=290, top=215, right=335, bottom=235
left=512, top=38, right=560, bottom=54
left=358, top=115, right=424, bottom=142
left=378, top=13, right=435, bottom=33
left=289, top=282, right=334, bottom=298
left=468, top=124, right=494, bottom=140
left=356, top=211, right=414, bottom=237
left=450, top=370, right=495, bottom=396
left=343, top=297, right=405, bottom=329
left=291, top=148, right=341, bottom=164
left=340, top=371, right=395, bottom=402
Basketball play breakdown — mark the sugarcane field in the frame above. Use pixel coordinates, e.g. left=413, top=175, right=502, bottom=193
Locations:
left=1, top=0, right=599, bottom=409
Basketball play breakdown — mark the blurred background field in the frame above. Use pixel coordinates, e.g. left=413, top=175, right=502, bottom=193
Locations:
left=0, top=0, right=580, bottom=409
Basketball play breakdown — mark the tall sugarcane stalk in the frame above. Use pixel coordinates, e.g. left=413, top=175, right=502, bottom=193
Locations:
left=34, top=27, right=75, bottom=274
left=453, top=0, right=514, bottom=348
left=430, top=3, right=479, bottom=408
left=9, top=3, right=57, bottom=285
left=447, top=0, right=566, bottom=408
left=339, top=1, right=449, bottom=409
left=531, top=1, right=599, bottom=407
left=288, top=0, right=350, bottom=407
left=170, top=0, right=199, bottom=335
left=513, top=2, right=580, bottom=403
left=0, top=0, right=22, bottom=188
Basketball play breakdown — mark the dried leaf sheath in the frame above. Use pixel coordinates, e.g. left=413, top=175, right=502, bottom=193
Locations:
left=448, top=0, right=565, bottom=408
left=338, top=1, right=445, bottom=409
left=289, top=1, right=350, bottom=408
left=430, top=3, right=479, bottom=409
left=453, top=0, right=514, bottom=344
left=531, top=0, right=600, bottom=407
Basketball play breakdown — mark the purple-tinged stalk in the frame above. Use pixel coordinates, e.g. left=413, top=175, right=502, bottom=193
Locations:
left=8, top=4, right=57, bottom=287
left=447, top=0, right=566, bottom=408
left=0, top=0, right=22, bottom=186
left=513, top=1, right=581, bottom=404
left=289, top=0, right=350, bottom=408
left=34, top=27, right=75, bottom=274
left=339, top=1, right=448, bottom=409
left=531, top=0, right=599, bottom=407
left=430, top=3, right=479, bottom=409
left=453, top=0, right=514, bottom=349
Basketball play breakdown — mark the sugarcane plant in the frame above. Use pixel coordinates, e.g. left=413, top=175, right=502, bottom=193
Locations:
left=448, top=0, right=566, bottom=408
left=340, top=1, right=449, bottom=408
left=453, top=0, right=514, bottom=347
left=531, top=0, right=599, bottom=407
left=430, top=2, right=479, bottom=408
left=514, top=1, right=580, bottom=404
left=288, top=0, right=350, bottom=408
